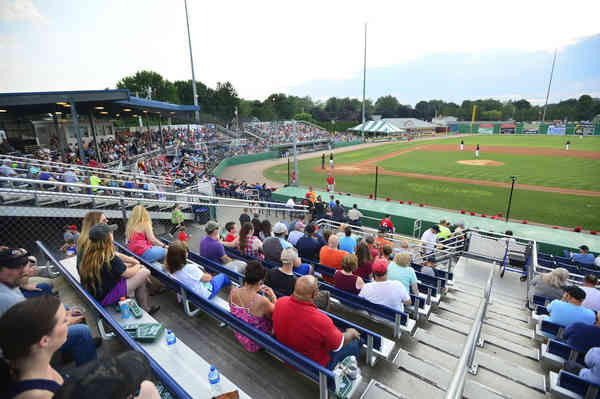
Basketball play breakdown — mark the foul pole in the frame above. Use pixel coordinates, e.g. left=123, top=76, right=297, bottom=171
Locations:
left=542, top=48, right=558, bottom=123
left=184, top=0, right=199, bottom=121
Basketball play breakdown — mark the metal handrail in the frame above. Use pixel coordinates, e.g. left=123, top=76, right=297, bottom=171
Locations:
left=444, top=268, right=494, bottom=399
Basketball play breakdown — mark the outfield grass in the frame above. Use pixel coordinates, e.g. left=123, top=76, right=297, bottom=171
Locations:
left=264, top=136, right=600, bottom=229
left=377, top=150, right=600, bottom=190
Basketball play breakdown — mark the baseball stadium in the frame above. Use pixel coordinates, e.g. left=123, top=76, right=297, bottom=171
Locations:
left=2, top=2, right=600, bottom=399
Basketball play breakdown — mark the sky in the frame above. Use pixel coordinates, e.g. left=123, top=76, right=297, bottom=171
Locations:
left=1, top=0, right=600, bottom=106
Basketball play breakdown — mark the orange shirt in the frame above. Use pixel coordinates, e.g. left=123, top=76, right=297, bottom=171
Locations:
left=319, top=246, right=348, bottom=283
left=307, top=190, right=316, bottom=204
left=374, top=237, right=393, bottom=255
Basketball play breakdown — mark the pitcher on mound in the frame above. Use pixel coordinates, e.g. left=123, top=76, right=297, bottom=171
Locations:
left=475, top=144, right=480, bottom=159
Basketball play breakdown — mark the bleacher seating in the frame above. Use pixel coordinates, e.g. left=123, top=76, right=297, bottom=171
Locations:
left=550, top=369, right=600, bottom=399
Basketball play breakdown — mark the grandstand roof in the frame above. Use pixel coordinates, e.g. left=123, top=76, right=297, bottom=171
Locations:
left=385, top=118, right=437, bottom=130
left=0, top=89, right=199, bottom=118
left=349, top=120, right=404, bottom=133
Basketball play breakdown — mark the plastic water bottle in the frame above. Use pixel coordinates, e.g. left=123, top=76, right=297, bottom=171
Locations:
left=119, top=297, right=130, bottom=319
left=208, top=365, right=223, bottom=396
left=166, top=329, right=176, bottom=346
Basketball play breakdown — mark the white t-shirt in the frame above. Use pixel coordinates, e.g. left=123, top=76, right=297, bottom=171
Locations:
left=288, top=230, right=304, bottom=246
left=359, top=280, right=410, bottom=312
left=286, top=198, right=295, bottom=208
left=582, top=286, right=600, bottom=312
left=172, top=263, right=212, bottom=299
left=421, top=229, right=438, bottom=254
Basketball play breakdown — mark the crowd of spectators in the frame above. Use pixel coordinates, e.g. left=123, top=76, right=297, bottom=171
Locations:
left=245, top=121, right=354, bottom=146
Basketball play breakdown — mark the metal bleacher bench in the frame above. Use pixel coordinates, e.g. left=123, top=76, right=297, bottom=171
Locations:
left=49, top=246, right=250, bottom=399
left=549, top=369, right=600, bottom=399
left=541, top=339, right=586, bottom=368
left=117, top=243, right=371, bottom=398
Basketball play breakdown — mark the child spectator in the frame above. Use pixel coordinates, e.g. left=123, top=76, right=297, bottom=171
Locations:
left=177, top=226, right=188, bottom=243
left=61, top=238, right=77, bottom=257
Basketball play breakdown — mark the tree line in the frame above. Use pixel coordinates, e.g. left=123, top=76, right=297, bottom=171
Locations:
left=116, top=70, right=600, bottom=125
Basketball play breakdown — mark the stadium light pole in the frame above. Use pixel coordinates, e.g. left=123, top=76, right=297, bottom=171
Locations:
left=184, top=0, right=199, bottom=121
left=505, top=176, right=517, bottom=222
left=542, top=48, right=557, bottom=123
left=293, top=120, right=298, bottom=186
left=361, top=22, right=367, bottom=143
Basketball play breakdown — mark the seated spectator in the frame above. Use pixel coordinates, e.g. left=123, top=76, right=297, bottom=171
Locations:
left=387, top=253, right=420, bottom=295
left=288, top=215, right=305, bottom=233
left=380, top=215, right=394, bottom=233
left=0, top=296, right=67, bottom=398
left=126, top=205, right=167, bottom=263
left=531, top=268, right=569, bottom=302
left=259, top=220, right=272, bottom=241
left=251, top=213, right=262, bottom=237
left=80, top=224, right=159, bottom=314
left=273, top=275, right=361, bottom=369
left=60, top=238, right=77, bottom=258
left=287, top=221, right=305, bottom=247
left=364, top=234, right=380, bottom=260
left=199, top=221, right=233, bottom=264
left=374, top=230, right=393, bottom=257
left=229, top=260, right=276, bottom=352
left=378, top=244, right=394, bottom=263
left=319, top=235, right=349, bottom=284
left=63, top=225, right=80, bottom=244
left=285, top=196, right=296, bottom=209
left=579, top=348, right=600, bottom=385
left=265, top=248, right=299, bottom=297
left=239, top=208, right=251, bottom=226
left=0, top=248, right=97, bottom=366
left=295, top=225, right=320, bottom=261
left=338, top=226, right=357, bottom=254
left=355, top=241, right=373, bottom=280
left=347, top=204, right=362, bottom=226
left=544, top=286, right=595, bottom=332
left=437, top=220, right=452, bottom=240
left=581, top=274, right=600, bottom=312
left=396, top=240, right=414, bottom=261
left=19, top=255, right=54, bottom=299
left=334, top=254, right=365, bottom=295
left=232, top=222, right=264, bottom=260
left=223, top=222, right=238, bottom=242
left=165, top=241, right=230, bottom=302
left=263, top=222, right=291, bottom=264
left=420, top=259, right=437, bottom=277
left=359, top=258, right=411, bottom=313
left=563, top=312, right=600, bottom=355
left=564, top=245, right=596, bottom=266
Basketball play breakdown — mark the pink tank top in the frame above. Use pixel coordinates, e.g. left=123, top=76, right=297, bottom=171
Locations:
left=127, top=231, right=152, bottom=256
left=229, top=291, right=273, bottom=352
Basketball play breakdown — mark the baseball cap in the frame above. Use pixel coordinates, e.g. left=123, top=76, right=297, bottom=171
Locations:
left=562, top=285, right=586, bottom=302
left=273, top=222, right=288, bottom=234
left=67, top=225, right=78, bottom=231
left=372, top=258, right=389, bottom=275
left=431, top=225, right=440, bottom=233
left=88, top=223, right=118, bottom=242
left=0, top=248, right=30, bottom=269
left=54, top=351, right=151, bottom=399
left=204, top=220, right=219, bottom=234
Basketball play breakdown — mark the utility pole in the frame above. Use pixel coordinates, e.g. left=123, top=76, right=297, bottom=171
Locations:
left=293, top=120, right=298, bottom=186
left=184, top=0, right=199, bottom=121
left=361, top=22, right=367, bottom=143
left=542, top=48, right=557, bottom=123
left=505, top=176, right=517, bottom=222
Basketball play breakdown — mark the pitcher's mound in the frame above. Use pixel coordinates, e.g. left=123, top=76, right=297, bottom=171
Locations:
left=457, top=160, right=504, bottom=166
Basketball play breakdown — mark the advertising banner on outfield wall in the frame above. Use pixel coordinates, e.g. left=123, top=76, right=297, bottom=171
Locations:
left=478, top=123, right=494, bottom=134
left=575, top=123, right=594, bottom=135
left=548, top=125, right=566, bottom=135
left=500, top=123, right=516, bottom=134
left=523, top=123, right=538, bottom=134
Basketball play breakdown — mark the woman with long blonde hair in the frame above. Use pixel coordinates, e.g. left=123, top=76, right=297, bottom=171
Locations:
left=79, top=223, right=158, bottom=314
left=126, top=205, right=167, bottom=263
left=531, top=267, right=569, bottom=302
left=77, top=211, right=139, bottom=270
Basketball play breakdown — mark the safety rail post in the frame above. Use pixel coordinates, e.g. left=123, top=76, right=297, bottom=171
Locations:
left=444, top=269, right=493, bottom=399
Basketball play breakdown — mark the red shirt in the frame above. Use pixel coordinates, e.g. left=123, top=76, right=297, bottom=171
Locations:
left=380, top=219, right=394, bottom=230
left=273, top=296, right=343, bottom=367
left=225, top=233, right=237, bottom=242
left=177, top=231, right=188, bottom=242
left=327, top=176, right=335, bottom=185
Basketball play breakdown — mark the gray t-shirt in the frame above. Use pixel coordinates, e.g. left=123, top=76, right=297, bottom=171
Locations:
left=0, top=282, right=25, bottom=317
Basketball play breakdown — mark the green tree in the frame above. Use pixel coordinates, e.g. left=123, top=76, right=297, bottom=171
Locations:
left=213, top=81, right=240, bottom=121
left=375, top=95, right=400, bottom=118
left=116, top=70, right=177, bottom=103
left=295, top=112, right=313, bottom=122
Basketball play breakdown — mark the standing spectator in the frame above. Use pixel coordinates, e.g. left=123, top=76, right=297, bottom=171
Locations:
left=239, top=208, right=251, bottom=226
left=329, top=195, right=335, bottom=210
left=581, top=274, right=600, bottom=312
left=338, top=226, right=357, bottom=254
left=334, top=254, right=365, bottom=295
left=273, top=275, right=361, bottom=369
left=80, top=224, right=159, bottom=314
left=347, top=204, right=363, bottom=226
left=263, top=222, right=291, bottom=264
left=295, top=224, right=324, bottom=261
left=199, top=221, right=233, bottom=265
left=0, top=296, right=67, bottom=398
left=314, top=195, right=326, bottom=220
left=165, top=241, right=230, bottom=302
left=319, top=235, right=348, bottom=284
left=355, top=241, right=374, bottom=280
left=307, top=187, right=316, bottom=204
left=126, top=205, right=167, bottom=263
left=359, top=259, right=411, bottom=312
left=326, top=173, right=335, bottom=192
left=331, top=200, right=345, bottom=222
left=437, top=220, right=452, bottom=240
left=387, top=253, right=419, bottom=295
left=63, top=225, right=80, bottom=244
left=169, top=204, right=185, bottom=236
left=287, top=221, right=305, bottom=247
left=420, top=225, right=440, bottom=260
left=0, top=248, right=98, bottom=366
left=229, top=261, right=276, bottom=352
left=380, top=215, right=394, bottom=233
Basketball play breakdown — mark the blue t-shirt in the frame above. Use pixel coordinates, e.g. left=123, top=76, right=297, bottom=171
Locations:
left=387, top=262, right=418, bottom=293
left=572, top=252, right=596, bottom=265
left=339, top=236, right=357, bottom=254
left=547, top=300, right=596, bottom=327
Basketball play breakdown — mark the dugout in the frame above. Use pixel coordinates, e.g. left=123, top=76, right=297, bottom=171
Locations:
left=272, top=186, right=600, bottom=256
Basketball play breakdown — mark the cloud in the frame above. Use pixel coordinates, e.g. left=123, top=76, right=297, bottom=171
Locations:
left=0, top=0, right=45, bottom=23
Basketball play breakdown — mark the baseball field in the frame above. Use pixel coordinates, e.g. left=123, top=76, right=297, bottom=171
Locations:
left=264, top=135, right=600, bottom=230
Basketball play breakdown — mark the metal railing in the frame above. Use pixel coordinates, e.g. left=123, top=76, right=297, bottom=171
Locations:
left=444, top=268, right=494, bottom=399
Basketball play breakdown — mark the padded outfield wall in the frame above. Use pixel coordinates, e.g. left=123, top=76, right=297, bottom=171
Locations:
left=272, top=186, right=600, bottom=255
